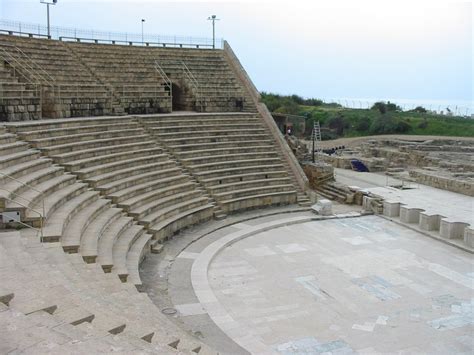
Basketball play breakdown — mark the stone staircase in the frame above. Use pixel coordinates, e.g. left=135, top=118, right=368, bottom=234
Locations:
left=315, top=180, right=354, bottom=203
left=0, top=231, right=214, bottom=354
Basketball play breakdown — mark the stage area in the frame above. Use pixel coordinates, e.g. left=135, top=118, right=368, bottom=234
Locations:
left=199, top=215, right=473, bottom=354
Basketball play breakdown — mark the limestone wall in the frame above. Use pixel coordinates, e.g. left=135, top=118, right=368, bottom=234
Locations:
left=409, top=170, right=474, bottom=196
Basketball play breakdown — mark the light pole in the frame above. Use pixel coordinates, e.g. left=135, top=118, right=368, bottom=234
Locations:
left=40, top=0, right=58, bottom=38
left=207, top=15, right=220, bottom=49
left=141, top=19, right=145, bottom=44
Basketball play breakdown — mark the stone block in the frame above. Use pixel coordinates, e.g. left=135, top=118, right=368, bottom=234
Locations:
left=419, top=212, right=445, bottom=231
left=440, top=219, right=469, bottom=240
left=400, top=206, right=424, bottom=224
left=463, top=227, right=474, bottom=248
left=383, top=201, right=403, bottom=217
left=311, top=199, right=332, bottom=216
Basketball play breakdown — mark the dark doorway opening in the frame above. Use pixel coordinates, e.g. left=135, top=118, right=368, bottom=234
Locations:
left=172, top=83, right=185, bottom=111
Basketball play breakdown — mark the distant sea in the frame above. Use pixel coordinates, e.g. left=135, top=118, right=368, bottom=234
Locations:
left=324, top=98, right=473, bottom=117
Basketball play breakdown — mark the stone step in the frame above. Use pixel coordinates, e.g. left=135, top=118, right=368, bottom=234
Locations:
left=8, top=116, right=137, bottom=133
left=6, top=174, right=77, bottom=216
left=194, top=163, right=287, bottom=179
left=108, top=174, right=189, bottom=204
left=181, top=151, right=278, bottom=165
left=157, top=128, right=265, bottom=140
left=163, top=133, right=269, bottom=146
left=220, top=190, right=297, bottom=213
left=98, top=167, right=183, bottom=196
left=0, top=149, right=40, bottom=170
left=112, top=228, right=149, bottom=282
left=143, top=117, right=259, bottom=127
left=16, top=122, right=140, bottom=140
left=41, top=190, right=99, bottom=243
left=208, top=177, right=293, bottom=193
left=87, top=161, right=177, bottom=188
left=40, top=134, right=149, bottom=156
left=96, top=217, right=136, bottom=272
left=130, top=189, right=204, bottom=221
left=0, top=132, right=17, bottom=145
left=118, top=181, right=196, bottom=212
left=151, top=122, right=262, bottom=133
left=124, top=232, right=154, bottom=288
left=28, top=182, right=89, bottom=222
left=214, top=184, right=296, bottom=201
left=2, top=165, right=65, bottom=200
left=190, top=157, right=283, bottom=172
left=141, top=195, right=211, bottom=228
left=80, top=208, right=124, bottom=263
left=61, top=198, right=112, bottom=253
left=0, top=289, right=14, bottom=306
left=29, top=128, right=144, bottom=148
left=168, top=139, right=274, bottom=152
left=175, top=144, right=274, bottom=159
left=0, top=141, right=30, bottom=156
left=139, top=112, right=256, bottom=123
left=76, top=154, right=169, bottom=180
left=53, top=305, right=95, bottom=326
left=201, top=170, right=289, bottom=186
left=63, top=147, right=163, bottom=172
left=149, top=203, right=215, bottom=241
left=52, top=140, right=158, bottom=164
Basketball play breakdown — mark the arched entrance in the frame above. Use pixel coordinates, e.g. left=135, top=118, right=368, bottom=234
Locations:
left=171, top=83, right=185, bottom=111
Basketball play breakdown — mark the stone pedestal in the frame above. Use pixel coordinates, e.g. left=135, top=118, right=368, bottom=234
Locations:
left=440, top=220, right=469, bottom=240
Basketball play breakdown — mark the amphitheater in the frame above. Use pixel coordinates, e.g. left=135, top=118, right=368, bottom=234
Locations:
left=0, top=30, right=473, bottom=355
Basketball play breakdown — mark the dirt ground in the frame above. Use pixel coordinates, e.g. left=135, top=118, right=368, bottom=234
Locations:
left=304, top=134, right=474, bottom=149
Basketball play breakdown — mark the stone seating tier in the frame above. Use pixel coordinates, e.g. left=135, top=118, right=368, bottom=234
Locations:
left=1, top=112, right=301, bottom=352
left=0, top=231, right=213, bottom=353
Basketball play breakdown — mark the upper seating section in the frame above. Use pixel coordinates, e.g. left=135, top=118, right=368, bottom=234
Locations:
left=0, top=33, right=256, bottom=120
left=65, top=41, right=255, bottom=113
left=0, top=34, right=111, bottom=119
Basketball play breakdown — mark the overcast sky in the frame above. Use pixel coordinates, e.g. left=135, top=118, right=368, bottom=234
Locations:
left=1, top=0, right=472, bottom=104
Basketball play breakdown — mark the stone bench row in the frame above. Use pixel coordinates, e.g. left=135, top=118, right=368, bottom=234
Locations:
left=383, top=200, right=473, bottom=248
left=0, top=233, right=212, bottom=353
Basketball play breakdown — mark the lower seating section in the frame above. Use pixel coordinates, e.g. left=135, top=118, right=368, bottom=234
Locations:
left=0, top=125, right=157, bottom=287
left=8, top=116, right=215, bottom=245
left=139, top=113, right=298, bottom=213
left=0, top=231, right=213, bottom=353
left=1, top=113, right=301, bottom=352
left=0, top=123, right=216, bottom=352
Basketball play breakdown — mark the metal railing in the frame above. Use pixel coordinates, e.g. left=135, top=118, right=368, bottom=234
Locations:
left=0, top=42, right=54, bottom=87
left=0, top=83, right=41, bottom=101
left=154, top=60, right=172, bottom=107
left=120, top=84, right=168, bottom=100
left=0, top=172, right=45, bottom=241
left=55, top=83, right=110, bottom=99
left=181, top=61, right=203, bottom=110
left=59, top=36, right=215, bottom=49
left=0, top=19, right=223, bottom=49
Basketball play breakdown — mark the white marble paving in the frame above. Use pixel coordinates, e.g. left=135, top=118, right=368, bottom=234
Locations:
left=191, top=215, right=474, bottom=354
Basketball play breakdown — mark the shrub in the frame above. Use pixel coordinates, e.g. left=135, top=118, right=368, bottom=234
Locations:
left=328, top=114, right=349, bottom=135
left=395, top=120, right=411, bottom=133
left=371, top=101, right=402, bottom=114
left=355, top=116, right=371, bottom=131
left=418, top=119, right=428, bottom=129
